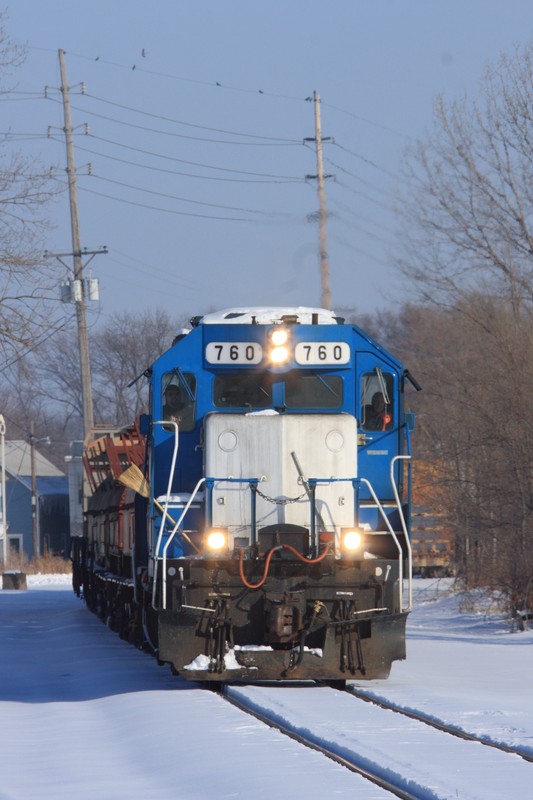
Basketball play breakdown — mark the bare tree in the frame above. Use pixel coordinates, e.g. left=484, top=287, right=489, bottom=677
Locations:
left=12, top=308, right=184, bottom=444
left=379, top=298, right=533, bottom=609
left=392, top=40, right=533, bottom=608
left=0, top=13, right=64, bottom=367
left=32, top=321, right=83, bottom=425
left=91, top=308, right=181, bottom=425
left=397, top=41, right=533, bottom=312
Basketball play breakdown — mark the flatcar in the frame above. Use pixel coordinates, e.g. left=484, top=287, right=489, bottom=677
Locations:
left=72, top=306, right=416, bottom=683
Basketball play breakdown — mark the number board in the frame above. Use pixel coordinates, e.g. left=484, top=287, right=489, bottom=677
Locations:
left=295, top=341, right=351, bottom=365
left=205, top=342, right=263, bottom=365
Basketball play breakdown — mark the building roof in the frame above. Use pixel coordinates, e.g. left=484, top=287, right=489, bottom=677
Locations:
left=1, top=440, right=64, bottom=479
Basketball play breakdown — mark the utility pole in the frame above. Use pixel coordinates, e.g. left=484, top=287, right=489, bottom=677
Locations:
left=58, top=48, right=96, bottom=436
left=305, top=91, right=332, bottom=309
left=29, top=424, right=51, bottom=560
left=30, top=421, right=37, bottom=559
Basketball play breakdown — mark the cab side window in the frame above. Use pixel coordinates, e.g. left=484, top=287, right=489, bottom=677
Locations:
left=162, top=372, right=196, bottom=432
left=361, top=371, right=394, bottom=432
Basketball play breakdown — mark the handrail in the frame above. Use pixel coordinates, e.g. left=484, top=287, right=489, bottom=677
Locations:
left=359, top=477, right=408, bottom=613
left=308, top=475, right=409, bottom=613
left=390, top=455, right=413, bottom=611
left=159, top=477, right=206, bottom=609
left=158, top=476, right=259, bottom=610
left=151, top=420, right=179, bottom=564
left=153, top=462, right=412, bottom=613
left=151, top=420, right=179, bottom=609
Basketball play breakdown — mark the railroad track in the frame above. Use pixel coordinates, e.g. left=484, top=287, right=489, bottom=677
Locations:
left=213, top=682, right=533, bottom=799
left=219, top=684, right=418, bottom=800
left=344, top=684, right=533, bottom=764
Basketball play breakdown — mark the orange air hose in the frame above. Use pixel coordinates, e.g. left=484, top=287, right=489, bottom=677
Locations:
left=238, top=542, right=332, bottom=590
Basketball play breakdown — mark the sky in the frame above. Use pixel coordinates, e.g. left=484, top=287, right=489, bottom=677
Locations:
left=3, top=1, right=533, bottom=331
left=0, top=575, right=532, bottom=799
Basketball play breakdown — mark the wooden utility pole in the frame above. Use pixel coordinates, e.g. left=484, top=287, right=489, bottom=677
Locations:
left=30, top=421, right=38, bottom=558
left=58, top=48, right=94, bottom=435
left=305, top=91, right=332, bottom=309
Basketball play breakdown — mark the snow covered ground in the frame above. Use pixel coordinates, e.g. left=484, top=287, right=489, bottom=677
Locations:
left=0, top=575, right=531, bottom=799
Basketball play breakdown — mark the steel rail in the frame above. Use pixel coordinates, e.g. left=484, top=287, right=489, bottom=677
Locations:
left=344, top=686, right=533, bottom=764
left=218, top=685, right=425, bottom=800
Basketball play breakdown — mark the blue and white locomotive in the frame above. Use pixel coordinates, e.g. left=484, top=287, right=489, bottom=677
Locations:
left=74, top=306, right=415, bottom=684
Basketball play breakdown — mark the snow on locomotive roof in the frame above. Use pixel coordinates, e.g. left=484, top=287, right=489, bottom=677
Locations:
left=198, top=307, right=341, bottom=325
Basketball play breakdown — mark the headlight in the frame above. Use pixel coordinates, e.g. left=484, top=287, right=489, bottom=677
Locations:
left=270, top=346, right=289, bottom=364
left=271, top=328, right=288, bottom=346
left=341, top=529, right=363, bottom=553
left=205, top=530, right=228, bottom=552
left=268, top=328, right=290, bottom=364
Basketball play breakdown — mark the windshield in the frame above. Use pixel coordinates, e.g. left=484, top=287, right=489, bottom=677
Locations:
left=284, top=373, right=343, bottom=409
left=213, top=371, right=344, bottom=410
left=213, top=374, right=272, bottom=408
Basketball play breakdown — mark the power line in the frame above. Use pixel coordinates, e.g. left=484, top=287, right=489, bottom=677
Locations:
left=48, top=96, right=301, bottom=147
left=85, top=133, right=303, bottom=179
left=322, top=100, right=409, bottom=140
left=87, top=172, right=273, bottom=215
left=331, top=207, right=396, bottom=248
left=334, top=177, right=395, bottom=212
left=304, top=140, right=400, bottom=208
left=76, top=180, right=302, bottom=223
left=331, top=233, right=392, bottom=269
left=83, top=92, right=302, bottom=143
left=15, top=50, right=403, bottom=297
left=0, top=132, right=50, bottom=139
left=55, top=138, right=302, bottom=184
left=333, top=141, right=399, bottom=179
left=0, top=97, right=45, bottom=104
left=74, top=181, right=258, bottom=221
left=104, top=254, right=204, bottom=298
left=0, top=90, right=45, bottom=96
left=110, top=248, right=203, bottom=290
left=0, top=315, right=71, bottom=372
left=19, top=51, right=409, bottom=169
left=36, top=46, right=306, bottom=102
left=323, top=152, right=399, bottom=194
left=328, top=194, right=398, bottom=239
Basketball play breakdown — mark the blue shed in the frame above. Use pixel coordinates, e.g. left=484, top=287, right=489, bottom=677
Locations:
left=1, top=440, right=70, bottom=561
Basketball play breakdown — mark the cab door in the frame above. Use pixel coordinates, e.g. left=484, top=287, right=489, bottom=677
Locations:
left=356, top=354, right=400, bottom=505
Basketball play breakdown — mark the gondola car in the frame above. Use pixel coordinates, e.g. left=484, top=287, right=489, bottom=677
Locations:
left=72, top=306, right=416, bottom=683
